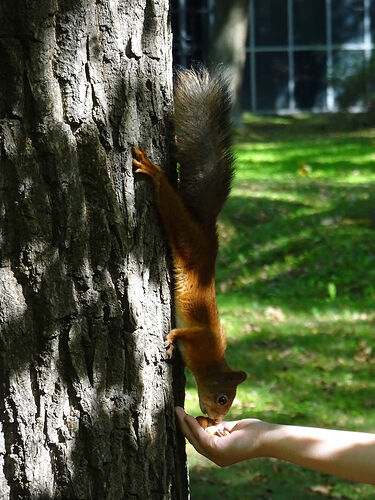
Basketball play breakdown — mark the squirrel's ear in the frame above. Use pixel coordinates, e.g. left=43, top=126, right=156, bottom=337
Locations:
left=232, top=370, right=247, bottom=385
left=219, top=370, right=247, bottom=386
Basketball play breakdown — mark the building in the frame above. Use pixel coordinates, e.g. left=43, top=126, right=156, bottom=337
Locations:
left=172, top=0, right=375, bottom=113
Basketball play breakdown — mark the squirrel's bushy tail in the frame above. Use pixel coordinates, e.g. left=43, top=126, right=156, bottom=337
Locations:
left=173, top=67, right=234, bottom=228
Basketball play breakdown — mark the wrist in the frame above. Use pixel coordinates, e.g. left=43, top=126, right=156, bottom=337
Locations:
left=236, top=420, right=280, bottom=460
left=256, top=422, right=284, bottom=459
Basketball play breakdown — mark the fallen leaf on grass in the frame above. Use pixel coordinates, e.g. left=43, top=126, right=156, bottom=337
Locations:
left=355, top=340, right=373, bottom=363
left=298, top=164, right=312, bottom=177
left=243, top=323, right=261, bottom=334
left=321, top=217, right=336, bottom=227
left=265, top=306, right=286, bottom=323
left=232, top=398, right=256, bottom=410
left=251, top=473, right=268, bottom=484
left=219, top=280, right=233, bottom=293
left=310, top=484, right=333, bottom=495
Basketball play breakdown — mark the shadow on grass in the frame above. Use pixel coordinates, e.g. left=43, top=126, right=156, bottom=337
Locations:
left=218, top=179, right=375, bottom=310
left=189, top=454, right=375, bottom=500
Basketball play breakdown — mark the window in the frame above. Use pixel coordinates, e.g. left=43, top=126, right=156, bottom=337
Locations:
left=332, top=50, right=367, bottom=108
left=254, top=0, right=288, bottom=46
left=370, top=1, right=375, bottom=44
left=293, top=0, right=326, bottom=45
left=171, top=0, right=212, bottom=67
left=247, top=0, right=373, bottom=111
left=256, top=52, right=289, bottom=109
left=332, top=0, right=364, bottom=44
left=172, top=0, right=374, bottom=112
left=294, top=52, right=327, bottom=109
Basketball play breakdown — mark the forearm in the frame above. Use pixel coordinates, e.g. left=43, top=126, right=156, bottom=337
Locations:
left=175, top=408, right=375, bottom=484
left=262, top=423, right=375, bottom=484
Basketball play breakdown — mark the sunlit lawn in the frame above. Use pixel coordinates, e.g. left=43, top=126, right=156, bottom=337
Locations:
left=185, top=113, right=375, bottom=499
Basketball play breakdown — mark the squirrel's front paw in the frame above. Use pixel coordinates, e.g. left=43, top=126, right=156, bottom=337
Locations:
left=164, top=336, right=175, bottom=358
left=132, top=148, right=162, bottom=178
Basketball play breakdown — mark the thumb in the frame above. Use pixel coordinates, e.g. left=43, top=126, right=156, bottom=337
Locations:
left=175, top=407, right=211, bottom=447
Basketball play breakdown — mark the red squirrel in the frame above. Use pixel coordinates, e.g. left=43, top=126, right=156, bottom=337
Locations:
left=132, top=68, right=246, bottom=422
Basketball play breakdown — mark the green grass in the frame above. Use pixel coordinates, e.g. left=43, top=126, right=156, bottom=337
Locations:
left=185, top=113, right=375, bottom=499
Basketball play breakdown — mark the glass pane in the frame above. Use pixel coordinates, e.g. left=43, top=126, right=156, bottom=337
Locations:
left=293, top=0, right=326, bottom=45
left=371, top=1, right=375, bottom=45
left=181, top=0, right=211, bottom=62
left=294, top=51, right=326, bottom=109
left=254, top=0, right=288, bottom=46
left=332, top=0, right=364, bottom=44
left=256, top=52, right=289, bottom=110
left=171, top=0, right=212, bottom=66
left=189, top=0, right=208, bottom=8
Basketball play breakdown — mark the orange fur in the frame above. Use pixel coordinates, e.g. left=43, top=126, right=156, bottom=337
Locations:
left=132, top=148, right=246, bottom=421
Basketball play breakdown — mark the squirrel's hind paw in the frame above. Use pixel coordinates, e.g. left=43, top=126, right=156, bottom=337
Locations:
left=164, top=337, right=176, bottom=358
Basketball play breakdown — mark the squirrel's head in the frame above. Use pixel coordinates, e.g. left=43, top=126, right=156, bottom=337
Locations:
left=196, top=369, right=247, bottom=422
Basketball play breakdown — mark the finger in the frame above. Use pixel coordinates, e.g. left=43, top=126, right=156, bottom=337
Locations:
left=221, top=420, right=241, bottom=433
left=175, top=407, right=203, bottom=441
left=175, top=407, right=196, bottom=441
left=175, top=408, right=214, bottom=454
left=185, top=415, right=212, bottom=442
left=175, top=406, right=188, bottom=432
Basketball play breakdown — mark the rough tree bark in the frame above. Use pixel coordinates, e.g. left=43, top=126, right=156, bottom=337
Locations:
left=0, top=0, right=188, bottom=498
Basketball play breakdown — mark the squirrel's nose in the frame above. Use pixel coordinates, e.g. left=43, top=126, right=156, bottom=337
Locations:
left=199, top=402, right=207, bottom=415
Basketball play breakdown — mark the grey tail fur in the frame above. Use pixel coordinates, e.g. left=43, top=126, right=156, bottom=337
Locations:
left=173, top=67, right=234, bottom=229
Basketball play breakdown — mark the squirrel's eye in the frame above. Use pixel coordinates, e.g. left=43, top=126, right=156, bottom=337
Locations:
left=217, top=395, right=228, bottom=406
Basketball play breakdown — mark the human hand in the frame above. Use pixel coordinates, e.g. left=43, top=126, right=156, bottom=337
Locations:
left=175, top=406, right=272, bottom=466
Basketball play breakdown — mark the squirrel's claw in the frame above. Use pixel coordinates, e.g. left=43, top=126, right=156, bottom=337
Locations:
left=164, top=338, right=175, bottom=358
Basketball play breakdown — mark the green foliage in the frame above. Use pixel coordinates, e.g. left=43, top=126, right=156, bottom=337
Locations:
left=185, top=113, right=375, bottom=499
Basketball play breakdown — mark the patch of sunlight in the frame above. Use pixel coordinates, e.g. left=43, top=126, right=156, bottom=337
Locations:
left=232, top=186, right=304, bottom=204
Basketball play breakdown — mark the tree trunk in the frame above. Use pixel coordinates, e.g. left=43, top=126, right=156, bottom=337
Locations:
left=209, top=0, right=250, bottom=122
left=0, top=1, right=188, bottom=498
